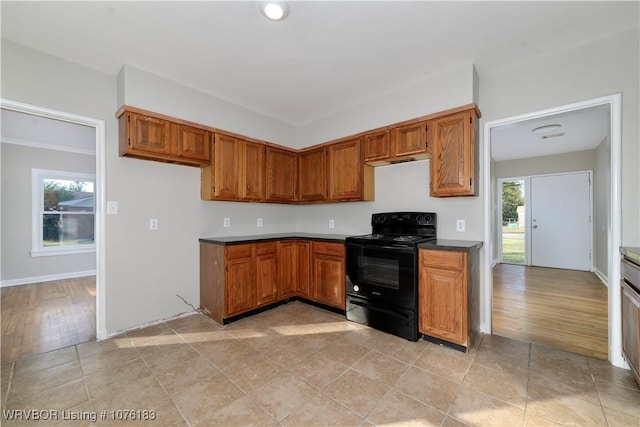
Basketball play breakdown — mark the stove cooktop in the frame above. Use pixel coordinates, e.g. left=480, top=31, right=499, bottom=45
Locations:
left=346, top=233, right=435, bottom=247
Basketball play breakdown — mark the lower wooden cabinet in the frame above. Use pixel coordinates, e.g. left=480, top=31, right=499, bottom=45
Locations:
left=200, top=239, right=344, bottom=323
left=419, top=248, right=480, bottom=350
left=255, top=242, right=278, bottom=307
left=311, top=242, right=346, bottom=309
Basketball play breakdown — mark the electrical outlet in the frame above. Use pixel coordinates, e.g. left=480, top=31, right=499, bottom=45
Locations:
left=149, top=218, right=158, bottom=230
left=456, top=219, right=465, bottom=232
left=223, top=217, right=231, bottom=227
left=329, top=219, right=335, bottom=229
left=257, top=218, right=263, bottom=227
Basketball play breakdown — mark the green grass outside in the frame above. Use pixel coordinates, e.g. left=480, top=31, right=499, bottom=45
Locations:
left=502, top=227, right=525, bottom=264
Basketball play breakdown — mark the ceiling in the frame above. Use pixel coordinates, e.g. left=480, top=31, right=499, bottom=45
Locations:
left=1, top=1, right=637, bottom=127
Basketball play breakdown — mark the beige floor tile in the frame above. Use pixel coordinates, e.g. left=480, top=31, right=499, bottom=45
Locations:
left=530, top=343, right=591, bottom=376
left=473, top=334, right=530, bottom=373
left=248, top=371, right=319, bottom=422
left=195, top=396, right=278, bottom=427
left=596, top=378, right=640, bottom=418
left=84, top=358, right=151, bottom=396
left=191, top=339, right=257, bottom=371
left=413, top=344, right=474, bottom=384
left=223, top=356, right=283, bottom=392
left=282, top=394, right=367, bottom=426
left=138, top=342, right=200, bottom=372
left=76, top=335, right=133, bottom=359
left=523, top=412, right=563, bottom=426
left=262, top=336, right=317, bottom=367
left=90, top=374, right=169, bottom=413
left=527, top=371, right=599, bottom=405
left=1, top=362, right=13, bottom=406
left=366, top=389, right=446, bottom=426
left=314, top=339, right=371, bottom=366
left=9, top=359, right=83, bottom=400
left=441, top=416, right=472, bottom=427
left=155, top=355, right=219, bottom=396
left=79, top=346, right=140, bottom=376
left=324, top=369, right=389, bottom=418
left=395, top=366, right=459, bottom=412
left=588, top=357, right=640, bottom=391
left=126, top=322, right=172, bottom=338
left=290, top=328, right=338, bottom=351
left=603, top=406, right=640, bottom=427
left=172, top=373, right=244, bottom=426
left=526, top=381, right=607, bottom=425
left=352, top=350, right=409, bottom=386
left=288, top=351, right=349, bottom=390
left=13, top=346, right=78, bottom=376
left=374, top=335, right=428, bottom=364
left=166, top=313, right=213, bottom=330
left=449, top=386, right=525, bottom=427
left=6, top=378, right=88, bottom=411
left=461, top=363, right=528, bottom=408
left=128, top=330, right=186, bottom=349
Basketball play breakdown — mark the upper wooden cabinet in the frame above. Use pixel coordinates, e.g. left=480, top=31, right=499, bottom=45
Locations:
left=392, top=121, right=428, bottom=157
left=118, top=110, right=210, bottom=166
left=328, top=138, right=369, bottom=201
left=428, top=108, right=478, bottom=197
left=298, top=147, right=328, bottom=202
left=202, top=133, right=265, bottom=201
left=266, top=146, right=298, bottom=202
left=363, top=122, right=429, bottom=165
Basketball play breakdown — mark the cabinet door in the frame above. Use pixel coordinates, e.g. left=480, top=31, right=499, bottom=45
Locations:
left=296, top=241, right=311, bottom=298
left=328, top=138, right=362, bottom=201
left=363, top=130, right=391, bottom=163
left=311, top=242, right=345, bottom=309
left=255, top=243, right=278, bottom=306
left=226, top=256, right=255, bottom=317
left=392, top=121, right=427, bottom=157
left=419, top=266, right=466, bottom=344
left=177, top=124, right=210, bottom=162
left=214, top=133, right=241, bottom=199
left=129, top=113, right=173, bottom=155
left=242, top=140, right=265, bottom=201
left=266, top=147, right=297, bottom=202
left=622, top=282, right=640, bottom=382
left=299, top=147, right=328, bottom=202
left=277, top=241, right=297, bottom=299
left=429, top=110, right=476, bottom=197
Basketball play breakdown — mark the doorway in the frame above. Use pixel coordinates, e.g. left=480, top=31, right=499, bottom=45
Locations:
left=0, top=99, right=107, bottom=346
left=482, top=94, right=624, bottom=367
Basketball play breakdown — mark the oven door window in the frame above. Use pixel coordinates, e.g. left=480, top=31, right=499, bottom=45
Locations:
left=359, top=254, right=400, bottom=289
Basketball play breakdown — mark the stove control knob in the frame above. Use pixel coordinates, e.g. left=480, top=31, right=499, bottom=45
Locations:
left=353, top=285, right=360, bottom=293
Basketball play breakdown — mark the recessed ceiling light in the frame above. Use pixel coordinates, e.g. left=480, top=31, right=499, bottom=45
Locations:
left=259, top=1, right=289, bottom=21
left=531, top=124, right=562, bottom=134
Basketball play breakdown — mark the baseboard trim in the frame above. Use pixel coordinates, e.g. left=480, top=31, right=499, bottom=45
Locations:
left=1, top=270, right=96, bottom=287
left=594, top=267, right=609, bottom=287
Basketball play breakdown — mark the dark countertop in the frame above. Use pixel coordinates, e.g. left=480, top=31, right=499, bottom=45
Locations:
left=419, top=240, right=483, bottom=252
left=199, top=233, right=351, bottom=245
left=621, top=246, right=640, bottom=266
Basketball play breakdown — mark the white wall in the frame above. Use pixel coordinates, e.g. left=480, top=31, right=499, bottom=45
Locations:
left=480, top=28, right=639, bottom=248
left=0, top=144, right=96, bottom=284
left=494, top=150, right=596, bottom=179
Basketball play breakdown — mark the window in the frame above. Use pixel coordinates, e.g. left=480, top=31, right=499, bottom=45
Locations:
left=31, top=169, right=96, bottom=257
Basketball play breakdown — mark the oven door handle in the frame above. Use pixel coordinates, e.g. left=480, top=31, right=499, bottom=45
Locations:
left=345, top=243, right=416, bottom=254
left=349, top=299, right=412, bottom=320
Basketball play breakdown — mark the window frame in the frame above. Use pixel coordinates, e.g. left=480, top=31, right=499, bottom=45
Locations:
left=31, top=168, right=96, bottom=257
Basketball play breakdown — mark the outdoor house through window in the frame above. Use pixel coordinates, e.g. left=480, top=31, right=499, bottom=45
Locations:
left=31, top=169, right=96, bottom=256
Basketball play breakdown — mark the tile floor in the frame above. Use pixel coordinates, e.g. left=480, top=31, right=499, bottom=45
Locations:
left=1, top=301, right=639, bottom=426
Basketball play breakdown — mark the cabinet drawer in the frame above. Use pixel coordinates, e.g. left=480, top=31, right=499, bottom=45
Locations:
left=421, top=249, right=464, bottom=270
left=226, top=244, right=252, bottom=259
left=255, top=241, right=277, bottom=255
left=312, top=242, right=345, bottom=257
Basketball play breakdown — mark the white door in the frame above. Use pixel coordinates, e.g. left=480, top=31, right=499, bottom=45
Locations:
left=530, top=172, right=592, bottom=271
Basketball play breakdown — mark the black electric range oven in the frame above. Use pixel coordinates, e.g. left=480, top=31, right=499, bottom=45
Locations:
left=345, top=212, right=436, bottom=341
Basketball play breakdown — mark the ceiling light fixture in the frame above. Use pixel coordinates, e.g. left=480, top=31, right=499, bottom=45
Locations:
left=259, top=1, right=289, bottom=21
left=531, top=124, right=562, bottom=134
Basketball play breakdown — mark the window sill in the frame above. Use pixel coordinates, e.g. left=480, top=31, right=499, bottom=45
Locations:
left=30, top=246, right=96, bottom=257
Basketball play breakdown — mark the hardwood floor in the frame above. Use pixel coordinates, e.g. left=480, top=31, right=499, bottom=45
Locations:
left=493, top=264, right=608, bottom=360
left=1, top=276, right=96, bottom=363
